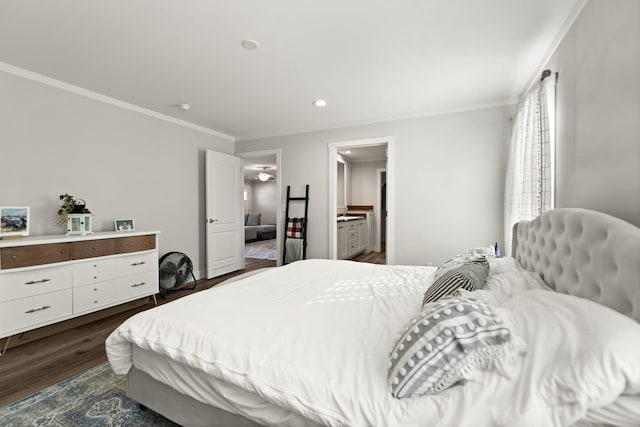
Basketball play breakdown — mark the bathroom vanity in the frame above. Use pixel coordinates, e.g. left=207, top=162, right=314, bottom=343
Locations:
left=337, top=217, right=368, bottom=260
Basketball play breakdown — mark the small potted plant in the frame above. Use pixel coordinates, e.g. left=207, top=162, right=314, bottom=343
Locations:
left=57, top=193, right=76, bottom=226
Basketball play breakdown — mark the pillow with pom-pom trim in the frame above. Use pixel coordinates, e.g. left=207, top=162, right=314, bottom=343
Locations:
left=389, top=293, right=525, bottom=399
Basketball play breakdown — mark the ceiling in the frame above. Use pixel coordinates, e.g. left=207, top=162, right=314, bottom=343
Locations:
left=339, top=146, right=387, bottom=163
left=0, top=1, right=582, bottom=141
left=243, top=154, right=277, bottom=182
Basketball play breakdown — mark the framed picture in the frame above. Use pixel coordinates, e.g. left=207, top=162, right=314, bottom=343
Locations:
left=0, top=207, right=30, bottom=238
left=114, top=219, right=135, bottom=231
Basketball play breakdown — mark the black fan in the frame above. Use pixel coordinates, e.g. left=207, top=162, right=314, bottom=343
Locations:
left=158, top=252, right=197, bottom=293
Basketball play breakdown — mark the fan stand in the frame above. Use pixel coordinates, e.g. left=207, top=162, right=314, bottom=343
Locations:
left=159, top=270, right=197, bottom=299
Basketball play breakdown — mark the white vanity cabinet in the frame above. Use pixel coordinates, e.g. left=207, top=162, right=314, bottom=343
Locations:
left=337, top=218, right=368, bottom=260
left=0, top=231, right=159, bottom=342
left=338, top=222, right=349, bottom=260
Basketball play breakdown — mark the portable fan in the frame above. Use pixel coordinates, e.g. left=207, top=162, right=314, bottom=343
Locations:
left=158, top=252, right=197, bottom=292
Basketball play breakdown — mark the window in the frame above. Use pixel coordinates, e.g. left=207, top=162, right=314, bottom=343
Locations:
left=504, top=73, right=556, bottom=254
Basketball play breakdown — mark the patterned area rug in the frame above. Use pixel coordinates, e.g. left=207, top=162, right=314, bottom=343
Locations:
left=0, top=362, right=178, bottom=426
left=245, top=238, right=277, bottom=259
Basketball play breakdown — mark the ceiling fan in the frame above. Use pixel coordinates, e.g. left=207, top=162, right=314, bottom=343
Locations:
left=255, top=166, right=275, bottom=182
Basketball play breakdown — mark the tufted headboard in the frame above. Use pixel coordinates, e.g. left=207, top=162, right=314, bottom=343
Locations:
left=512, top=208, right=640, bottom=322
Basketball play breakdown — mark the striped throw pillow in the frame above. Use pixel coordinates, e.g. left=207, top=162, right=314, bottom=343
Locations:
left=422, top=258, right=489, bottom=306
left=389, top=294, right=525, bottom=398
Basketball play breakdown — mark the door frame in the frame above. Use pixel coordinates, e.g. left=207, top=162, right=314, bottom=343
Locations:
left=236, top=148, right=283, bottom=266
left=328, top=136, right=395, bottom=263
left=375, top=168, right=386, bottom=253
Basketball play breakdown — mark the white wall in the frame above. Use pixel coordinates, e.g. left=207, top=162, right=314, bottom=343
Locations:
left=350, top=160, right=386, bottom=205
left=0, top=70, right=234, bottom=278
left=250, top=180, right=277, bottom=225
left=546, top=0, right=640, bottom=226
left=236, top=105, right=511, bottom=265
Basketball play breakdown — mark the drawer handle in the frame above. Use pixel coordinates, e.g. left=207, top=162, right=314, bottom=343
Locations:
left=25, top=305, right=51, bottom=314
left=11, top=255, right=16, bottom=259
left=25, top=278, right=51, bottom=285
left=131, top=261, right=146, bottom=266
left=131, top=282, right=146, bottom=288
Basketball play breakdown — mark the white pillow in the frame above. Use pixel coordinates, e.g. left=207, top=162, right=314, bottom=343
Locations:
left=502, top=289, right=640, bottom=425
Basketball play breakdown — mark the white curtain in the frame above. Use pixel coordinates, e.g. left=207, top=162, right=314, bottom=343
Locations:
left=504, top=78, right=555, bottom=256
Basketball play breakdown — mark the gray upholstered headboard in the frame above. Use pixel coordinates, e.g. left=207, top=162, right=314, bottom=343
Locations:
left=512, top=208, right=640, bottom=322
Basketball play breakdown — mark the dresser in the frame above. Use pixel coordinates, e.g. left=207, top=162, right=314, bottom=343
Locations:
left=0, top=231, right=160, bottom=348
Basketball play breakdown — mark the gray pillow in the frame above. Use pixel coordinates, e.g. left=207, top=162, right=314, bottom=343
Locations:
left=389, top=294, right=524, bottom=398
left=423, top=258, right=489, bottom=306
left=246, top=213, right=261, bottom=226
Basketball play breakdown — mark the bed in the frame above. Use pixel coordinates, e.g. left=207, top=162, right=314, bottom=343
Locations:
left=106, top=208, right=640, bottom=427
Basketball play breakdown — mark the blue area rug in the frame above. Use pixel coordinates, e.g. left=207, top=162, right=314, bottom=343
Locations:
left=0, top=362, right=178, bottom=426
left=245, top=238, right=277, bottom=259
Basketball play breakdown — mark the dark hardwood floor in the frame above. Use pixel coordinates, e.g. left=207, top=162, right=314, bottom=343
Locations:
left=351, top=242, right=386, bottom=264
left=0, top=257, right=275, bottom=407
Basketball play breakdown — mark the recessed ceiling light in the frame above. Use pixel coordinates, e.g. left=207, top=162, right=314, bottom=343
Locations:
left=313, top=99, right=327, bottom=107
left=177, top=103, right=191, bottom=111
left=241, top=39, right=259, bottom=50
left=345, top=150, right=352, bottom=154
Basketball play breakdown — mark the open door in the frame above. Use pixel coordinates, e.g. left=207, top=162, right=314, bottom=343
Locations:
left=205, top=150, right=244, bottom=278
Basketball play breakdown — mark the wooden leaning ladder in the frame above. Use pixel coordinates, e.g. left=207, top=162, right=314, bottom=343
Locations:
left=282, top=185, right=309, bottom=265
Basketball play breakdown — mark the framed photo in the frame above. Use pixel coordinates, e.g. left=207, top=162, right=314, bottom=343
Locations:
left=0, top=207, right=30, bottom=238
left=114, top=219, right=135, bottom=231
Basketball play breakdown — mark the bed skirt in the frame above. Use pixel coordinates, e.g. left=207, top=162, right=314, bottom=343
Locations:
left=127, top=367, right=263, bottom=427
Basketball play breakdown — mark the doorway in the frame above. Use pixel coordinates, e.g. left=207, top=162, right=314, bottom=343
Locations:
left=328, top=136, right=395, bottom=264
left=376, top=169, right=387, bottom=253
left=236, top=149, right=282, bottom=267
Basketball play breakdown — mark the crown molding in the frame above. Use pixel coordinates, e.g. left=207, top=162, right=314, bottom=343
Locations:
left=237, top=99, right=516, bottom=142
left=0, top=61, right=235, bottom=141
left=519, top=0, right=588, bottom=98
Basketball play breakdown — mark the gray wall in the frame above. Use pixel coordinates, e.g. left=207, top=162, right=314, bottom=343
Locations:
left=250, top=180, right=277, bottom=225
left=548, top=0, right=640, bottom=226
left=0, top=70, right=234, bottom=278
left=237, top=105, right=512, bottom=265
left=350, top=160, right=387, bottom=206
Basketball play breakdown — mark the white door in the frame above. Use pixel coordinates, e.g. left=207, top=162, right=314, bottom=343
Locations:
left=206, top=150, right=244, bottom=278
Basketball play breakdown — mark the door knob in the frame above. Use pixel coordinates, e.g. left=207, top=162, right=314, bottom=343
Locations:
left=208, top=219, right=218, bottom=223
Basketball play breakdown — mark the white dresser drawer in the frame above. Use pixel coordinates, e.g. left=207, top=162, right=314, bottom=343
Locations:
left=0, top=265, right=72, bottom=303
left=113, top=252, right=157, bottom=276
left=73, top=258, right=118, bottom=286
left=116, top=270, right=158, bottom=301
left=73, top=280, right=120, bottom=314
left=0, top=289, right=72, bottom=337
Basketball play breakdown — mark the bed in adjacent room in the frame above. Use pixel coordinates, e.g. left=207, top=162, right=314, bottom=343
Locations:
left=106, top=208, right=640, bottom=427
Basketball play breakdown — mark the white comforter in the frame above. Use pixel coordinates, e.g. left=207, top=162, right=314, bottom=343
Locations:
left=106, top=259, right=640, bottom=427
